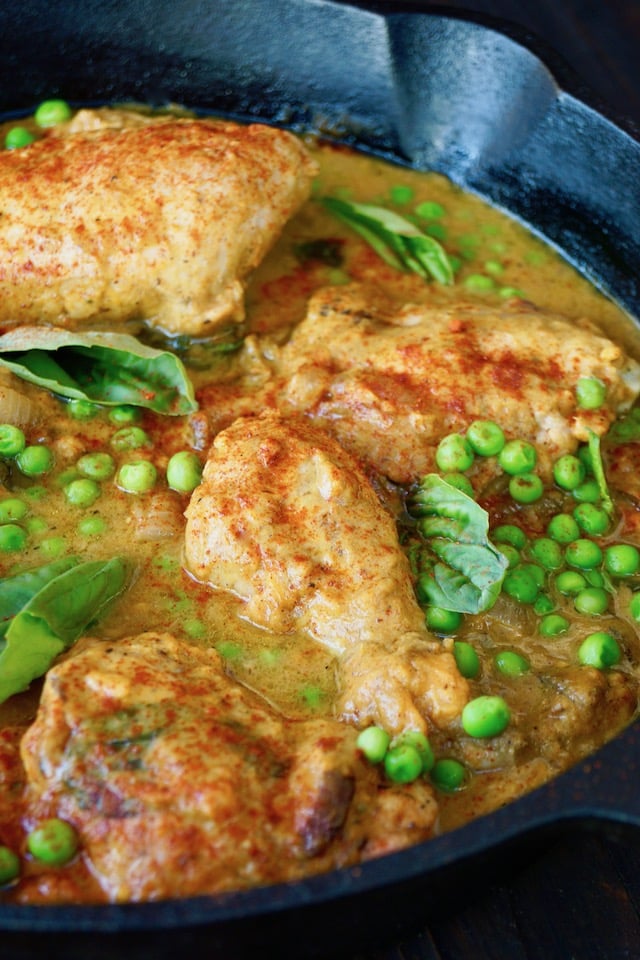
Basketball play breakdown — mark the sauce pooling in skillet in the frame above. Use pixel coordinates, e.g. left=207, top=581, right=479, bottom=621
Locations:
left=0, top=105, right=639, bottom=903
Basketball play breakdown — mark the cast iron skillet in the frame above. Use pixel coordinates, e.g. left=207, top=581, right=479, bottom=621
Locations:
left=1, top=1, right=640, bottom=957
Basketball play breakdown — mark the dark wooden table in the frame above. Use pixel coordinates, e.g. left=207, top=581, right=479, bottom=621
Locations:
left=341, top=3, right=640, bottom=960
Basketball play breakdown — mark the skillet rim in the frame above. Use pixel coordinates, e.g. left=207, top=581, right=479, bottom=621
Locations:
left=1, top=0, right=640, bottom=937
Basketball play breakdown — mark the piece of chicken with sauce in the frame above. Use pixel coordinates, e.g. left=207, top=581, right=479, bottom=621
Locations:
left=0, top=108, right=317, bottom=336
left=273, top=284, right=640, bottom=484
left=20, top=632, right=438, bottom=902
left=184, top=413, right=468, bottom=736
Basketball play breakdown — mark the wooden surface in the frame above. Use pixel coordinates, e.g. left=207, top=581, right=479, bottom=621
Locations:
left=340, top=3, right=640, bottom=960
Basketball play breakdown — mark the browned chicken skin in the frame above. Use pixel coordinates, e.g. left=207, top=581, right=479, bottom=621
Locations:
left=0, top=109, right=317, bottom=336
left=20, top=633, right=438, bottom=902
left=197, top=284, right=640, bottom=485
left=274, top=284, right=640, bottom=483
left=184, top=412, right=468, bottom=735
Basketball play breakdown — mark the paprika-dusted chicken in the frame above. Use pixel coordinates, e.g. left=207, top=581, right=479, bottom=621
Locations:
left=20, top=632, right=438, bottom=902
left=184, top=413, right=468, bottom=735
left=273, top=284, right=640, bottom=483
left=0, top=109, right=317, bottom=336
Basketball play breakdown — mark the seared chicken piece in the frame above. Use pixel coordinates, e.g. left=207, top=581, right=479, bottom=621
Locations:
left=0, top=109, right=317, bottom=336
left=184, top=413, right=468, bottom=734
left=20, top=632, right=438, bottom=902
left=274, top=284, right=640, bottom=483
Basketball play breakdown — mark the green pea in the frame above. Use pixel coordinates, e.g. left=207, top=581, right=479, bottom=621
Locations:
left=509, top=472, right=543, bottom=504
left=15, top=444, right=54, bottom=477
left=110, top=426, right=151, bottom=451
left=529, top=537, right=563, bottom=571
left=431, top=758, right=467, bottom=792
left=39, top=535, right=66, bottom=558
left=64, top=478, right=101, bottom=508
left=166, top=451, right=203, bottom=494
left=577, top=444, right=594, bottom=475
left=77, top=452, right=115, bottom=481
left=300, top=684, right=323, bottom=709
left=539, top=613, right=569, bottom=636
left=521, top=562, right=546, bottom=589
left=426, top=222, right=447, bottom=241
left=574, top=587, right=609, bottom=616
left=461, top=695, right=511, bottom=738
left=34, top=98, right=73, bottom=128
left=116, top=460, right=157, bottom=494
left=502, top=566, right=539, bottom=604
left=4, top=126, right=36, bottom=150
left=629, top=592, right=640, bottom=622
left=555, top=570, right=588, bottom=596
left=426, top=606, right=462, bottom=635
left=356, top=726, right=390, bottom=764
left=576, top=377, right=606, bottom=410
left=584, top=569, right=606, bottom=588
left=573, top=503, right=609, bottom=536
left=577, top=631, right=621, bottom=669
left=464, top=274, right=496, bottom=293
left=553, top=454, right=586, bottom=491
left=0, top=845, right=20, bottom=886
left=547, top=513, right=580, bottom=544
left=395, top=730, right=435, bottom=773
left=0, top=497, right=28, bottom=523
left=499, top=286, right=525, bottom=299
left=453, top=640, right=480, bottom=679
left=533, top=594, right=556, bottom=615
left=572, top=479, right=601, bottom=504
left=23, top=484, right=47, bottom=501
left=565, top=538, right=603, bottom=570
left=484, top=259, right=504, bottom=276
left=67, top=399, right=98, bottom=421
left=26, top=516, right=48, bottom=535
left=0, top=424, right=26, bottom=457
left=494, top=650, right=530, bottom=676
left=603, top=544, right=640, bottom=577
left=435, top=434, right=474, bottom=473
left=498, top=439, right=537, bottom=476
left=498, top=544, right=520, bottom=568
left=466, top=419, right=505, bottom=457
left=0, top=523, right=27, bottom=552
left=384, top=744, right=423, bottom=783
left=390, top=184, right=414, bottom=205
left=492, top=524, right=527, bottom=550
left=442, top=472, right=475, bottom=497
left=108, top=405, right=141, bottom=426
left=415, top=200, right=445, bottom=219
left=77, top=515, right=107, bottom=537
left=26, top=817, right=78, bottom=865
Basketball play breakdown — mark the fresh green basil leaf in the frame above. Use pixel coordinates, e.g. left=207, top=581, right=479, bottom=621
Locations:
left=0, top=556, right=128, bottom=703
left=587, top=429, right=614, bottom=518
left=322, top=197, right=454, bottom=284
left=412, top=475, right=508, bottom=613
left=0, top=557, right=79, bottom=638
left=0, top=327, right=198, bottom=415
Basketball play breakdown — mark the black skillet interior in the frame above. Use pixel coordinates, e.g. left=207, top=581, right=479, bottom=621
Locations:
left=1, top=1, right=640, bottom=957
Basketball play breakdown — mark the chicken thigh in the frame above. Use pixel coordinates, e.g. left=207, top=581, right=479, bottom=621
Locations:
left=20, top=632, right=438, bottom=902
left=275, top=284, right=640, bottom=483
left=184, top=413, right=468, bottom=734
left=0, top=109, right=317, bottom=336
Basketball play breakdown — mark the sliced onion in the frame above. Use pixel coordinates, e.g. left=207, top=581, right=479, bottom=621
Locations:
left=132, top=491, right=185, bottom=541
left=0, top=385, right=34, bottom=427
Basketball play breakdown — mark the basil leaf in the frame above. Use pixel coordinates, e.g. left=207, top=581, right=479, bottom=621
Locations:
left=322, top=197, right=454, bottom=285
left=0, top=327, right=198, bottom=415
left=0, top=557, right=128, bottom=703
left=0, top=557, right=79, bottom=638
left=412, top=475, right=508, bottom=613
left=587, top=429, right=614, bottom=518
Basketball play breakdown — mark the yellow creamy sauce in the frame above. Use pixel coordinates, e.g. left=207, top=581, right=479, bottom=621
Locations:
left=1, top=117, right=639, bottom=892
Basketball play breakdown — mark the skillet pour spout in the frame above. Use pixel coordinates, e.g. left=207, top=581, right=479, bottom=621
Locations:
left=1, top=0, right=640, bottom=957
